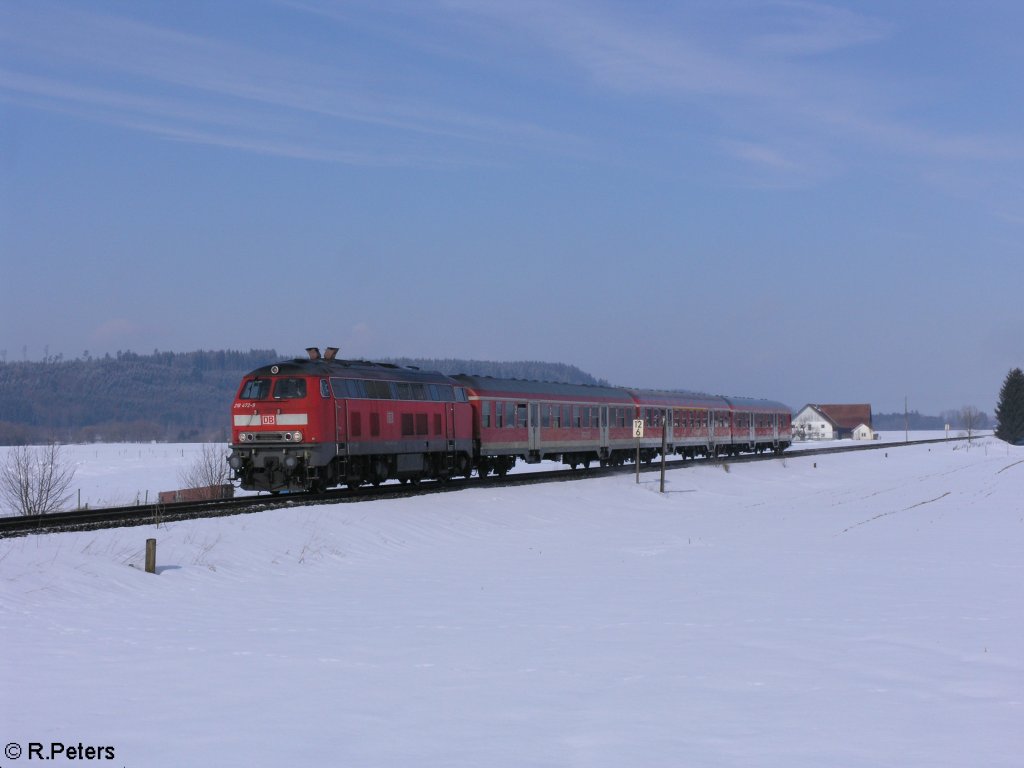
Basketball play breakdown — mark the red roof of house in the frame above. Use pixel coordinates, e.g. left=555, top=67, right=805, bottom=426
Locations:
left=816, top=404, right=872, bottom=429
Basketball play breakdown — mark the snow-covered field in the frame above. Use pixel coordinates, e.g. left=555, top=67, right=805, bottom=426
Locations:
left=2, top=437, right=1022, bottom=766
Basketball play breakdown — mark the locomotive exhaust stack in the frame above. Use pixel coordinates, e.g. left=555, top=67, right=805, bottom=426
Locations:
left=306, top=347, right=339, bottom=361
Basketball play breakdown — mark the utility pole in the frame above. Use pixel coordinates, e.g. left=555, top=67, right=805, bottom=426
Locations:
left=633, top=418, right=644, bottom=484
left=660, top=409, right=667, bottom=493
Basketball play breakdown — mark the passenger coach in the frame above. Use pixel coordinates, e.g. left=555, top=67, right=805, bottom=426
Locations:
left=453, top=375, right=637, bottom=472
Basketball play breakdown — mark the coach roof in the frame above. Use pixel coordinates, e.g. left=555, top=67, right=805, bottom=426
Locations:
left=453, top=374, right=633, bottom=402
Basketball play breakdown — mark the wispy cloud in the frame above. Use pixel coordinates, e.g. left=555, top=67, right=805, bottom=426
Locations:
left=753, top=0, right=891, bottom=56
left=0, top=1, right=578, bottom=166
left=435, top=0, right=1024, bottom=191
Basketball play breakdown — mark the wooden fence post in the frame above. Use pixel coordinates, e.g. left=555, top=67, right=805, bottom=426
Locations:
left=145, top=538, right=157, bottom=574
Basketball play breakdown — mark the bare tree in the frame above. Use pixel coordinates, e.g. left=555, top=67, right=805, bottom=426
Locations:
left=0, top=443, right=77, bottom=516
left=959, top=405, right=982, bottom=441
left=178, top=444, right=231, bottom=496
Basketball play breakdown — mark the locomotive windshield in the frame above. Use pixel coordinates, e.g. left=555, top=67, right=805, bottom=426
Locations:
left=273, top=378, right=307, bottom=399
left=240, top=379, right=270, bottom=400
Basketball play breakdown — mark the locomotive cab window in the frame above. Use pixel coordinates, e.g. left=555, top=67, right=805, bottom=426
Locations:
left=240, top=379, right=270, bottom=400
left=273, top=378, right=307, bottom=399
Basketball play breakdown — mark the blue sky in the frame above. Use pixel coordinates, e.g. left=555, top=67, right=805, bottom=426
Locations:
left=2, top=0, right=1021, bottom=415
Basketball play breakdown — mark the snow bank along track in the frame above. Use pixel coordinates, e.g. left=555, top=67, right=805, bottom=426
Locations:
left=0, top=436, right=976, bottom=538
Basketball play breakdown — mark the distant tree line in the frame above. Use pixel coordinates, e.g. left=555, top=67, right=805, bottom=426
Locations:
left=871, top=409, right=992, bottom=432
left=0, top=350, right=607, bottom=445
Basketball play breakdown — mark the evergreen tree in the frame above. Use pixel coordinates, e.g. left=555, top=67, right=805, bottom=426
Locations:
left=994, top=367, right=1024, bottom=444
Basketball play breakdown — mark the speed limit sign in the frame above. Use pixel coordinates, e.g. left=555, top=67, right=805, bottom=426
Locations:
left=632, top=419, right=644, bottom=438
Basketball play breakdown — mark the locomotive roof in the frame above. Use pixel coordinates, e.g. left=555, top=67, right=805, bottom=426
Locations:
left=244, top=358, right=459, bottom=385
left=452, top=374, right=634, bottom=402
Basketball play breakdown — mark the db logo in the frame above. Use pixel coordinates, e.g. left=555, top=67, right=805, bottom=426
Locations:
left=262, top=415, right=276, bottom=425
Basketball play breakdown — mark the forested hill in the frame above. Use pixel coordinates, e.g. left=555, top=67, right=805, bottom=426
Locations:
left=0, top=350, right=278, bottom=444
left=0, top=350, right=606, bottom=444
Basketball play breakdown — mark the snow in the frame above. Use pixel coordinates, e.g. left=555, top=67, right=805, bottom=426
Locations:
left=2, top=437, right=1022, bottom=766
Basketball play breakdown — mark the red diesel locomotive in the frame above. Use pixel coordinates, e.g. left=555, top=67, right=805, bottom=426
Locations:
left=227, top=347, right=792, bottom=492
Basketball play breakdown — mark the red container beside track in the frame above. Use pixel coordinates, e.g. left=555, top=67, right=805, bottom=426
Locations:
left=228, top=348, right=792, bottom=493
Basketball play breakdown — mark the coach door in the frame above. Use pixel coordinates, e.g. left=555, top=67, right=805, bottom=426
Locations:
left=600, top=405, right=610, bottom=448
left=529, top=402, right=541, bottom=453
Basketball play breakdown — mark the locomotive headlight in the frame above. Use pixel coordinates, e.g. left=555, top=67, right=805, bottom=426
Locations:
left=293, top=431, right=303, bottom=442
left=229, top=455, right=243, bottom=470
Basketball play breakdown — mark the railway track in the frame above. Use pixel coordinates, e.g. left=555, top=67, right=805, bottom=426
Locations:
left=0, top=435, right=976, bottom=538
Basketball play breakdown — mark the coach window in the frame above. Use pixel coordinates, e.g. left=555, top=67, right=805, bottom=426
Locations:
left=516, top=404, right=527, bottom=428
left=541, top=405, right=551, bottom=428
left=482, top=401, right=491, bottom=428
left=240, top=379, right=270, bottom=400
left=506, top=401, right=516, bottom=428
left=320, top=379, right=330, bottom=398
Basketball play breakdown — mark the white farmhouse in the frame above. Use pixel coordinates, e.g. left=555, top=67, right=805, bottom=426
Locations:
left=793, top=404, right=873, bottom=440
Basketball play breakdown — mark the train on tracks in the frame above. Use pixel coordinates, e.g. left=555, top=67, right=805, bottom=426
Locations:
left=228, top=347, right=792, bottom=492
